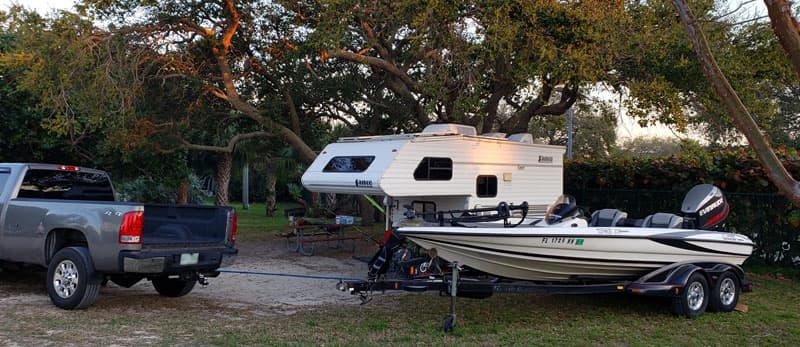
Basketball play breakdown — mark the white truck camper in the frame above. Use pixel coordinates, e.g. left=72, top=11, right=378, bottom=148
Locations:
left=301, top=124, right=565, bottom=227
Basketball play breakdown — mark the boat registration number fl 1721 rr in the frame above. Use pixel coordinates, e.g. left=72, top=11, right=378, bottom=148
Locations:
left=541, top=237, right=584, bottom=245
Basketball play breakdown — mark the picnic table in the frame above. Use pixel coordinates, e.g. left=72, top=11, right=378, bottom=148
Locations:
left=282, top=223, right=361, bottom=256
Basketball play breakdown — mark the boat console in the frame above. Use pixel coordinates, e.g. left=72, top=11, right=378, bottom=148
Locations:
left=588, top=184, right=729, bottom=230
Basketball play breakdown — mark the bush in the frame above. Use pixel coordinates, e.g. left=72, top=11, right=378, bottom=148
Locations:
left=565, top=148, right=800, bottom=267
left=115, top=175, right=206, bottom=204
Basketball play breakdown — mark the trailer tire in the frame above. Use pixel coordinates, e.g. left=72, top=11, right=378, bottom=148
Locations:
left=152, top=276, right=196, bottom=297
left=671, top=272, right=709, bottom=318
left=708, top=271, right=739, bottom=312
left=46, top=247, right=101, bottom=310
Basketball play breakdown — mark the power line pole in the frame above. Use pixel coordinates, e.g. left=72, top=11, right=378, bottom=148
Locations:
left=567, top=108, right=574, bottom=160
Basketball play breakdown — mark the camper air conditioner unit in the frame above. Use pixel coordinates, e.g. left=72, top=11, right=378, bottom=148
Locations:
left=422, top=123, right=477, bottom=136
left=508, top=133, right=533, bottom=144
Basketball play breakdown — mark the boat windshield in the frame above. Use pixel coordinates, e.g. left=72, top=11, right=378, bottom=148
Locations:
left=545, top=195, right=578, bottom=224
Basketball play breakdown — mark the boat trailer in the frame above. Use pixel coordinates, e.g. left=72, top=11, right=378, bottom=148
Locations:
left=338, top=260, right=752, bottom=332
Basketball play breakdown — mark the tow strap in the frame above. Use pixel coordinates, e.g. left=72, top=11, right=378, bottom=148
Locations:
left=217, top=269, right=362, bottom=282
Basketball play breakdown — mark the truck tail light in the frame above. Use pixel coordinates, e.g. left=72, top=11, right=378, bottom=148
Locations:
left=228, top=211, right=237, bottom=244
left=58, top=165, right=80, bottom=171
left=119, top=211, right=144, bottom=244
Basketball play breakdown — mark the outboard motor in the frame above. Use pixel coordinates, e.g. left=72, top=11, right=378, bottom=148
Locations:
left=681, top=184, right=729, bottom=230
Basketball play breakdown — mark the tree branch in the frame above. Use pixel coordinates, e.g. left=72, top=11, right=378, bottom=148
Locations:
left=178, top=131, right=273, bottom=153
left=672, top=0, right=800, bottom=206
left=327, top=49, right=418, bottom=91
left=764, top=0, right=800, bottom=79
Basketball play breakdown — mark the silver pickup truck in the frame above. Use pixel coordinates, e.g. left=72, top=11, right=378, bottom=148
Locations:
left=0, top=163, right=237, bottom=309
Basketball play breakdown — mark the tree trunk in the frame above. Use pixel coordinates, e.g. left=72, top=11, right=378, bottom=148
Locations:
left=358, top=195, right=376, bottom=226
left=242, top=157, right=250, bottom=209
left=265, top=161, right=277, bottom=217
left=672, top=0, right=800, bottom=207
left=325, top=193, right=337, bottom=211
left=311, top=192, right=321, bottom=209
left=214, top=151, right=233, bottom=206
left=177, top=180, right=189, bottom=205
left=764, top=0, right=800, bottom=79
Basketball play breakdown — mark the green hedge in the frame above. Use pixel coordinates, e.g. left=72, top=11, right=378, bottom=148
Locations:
left=564, top=149, right=800, bottom=267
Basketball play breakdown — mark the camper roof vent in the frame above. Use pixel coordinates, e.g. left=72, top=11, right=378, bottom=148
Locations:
left=481, top=132, right=507, bottom=138
left=508, top=133, right=533, bottom=143
left=422, top=123, right=477, bottom=136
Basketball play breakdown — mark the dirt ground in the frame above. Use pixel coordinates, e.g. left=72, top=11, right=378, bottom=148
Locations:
left=183, top=239, right=374, bottom=313
left=0, top=237, right=379, bottom=321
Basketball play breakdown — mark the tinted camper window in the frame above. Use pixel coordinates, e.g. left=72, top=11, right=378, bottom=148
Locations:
left=17, top=169, right=115, bottom=201
left=476, top=175, right=498, bottom=197
left=323, top=156, right=376, bottom=173
left=413, top=157, right=452, bottom=181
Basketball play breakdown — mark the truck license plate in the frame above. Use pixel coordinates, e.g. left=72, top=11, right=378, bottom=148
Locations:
left=180, top=253, right=199, bottom=265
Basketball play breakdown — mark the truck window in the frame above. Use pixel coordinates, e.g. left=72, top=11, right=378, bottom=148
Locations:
left=17, top=169, right=115, bottom=201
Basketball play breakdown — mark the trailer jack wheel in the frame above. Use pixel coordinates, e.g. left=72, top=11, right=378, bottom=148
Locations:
left=443, top=261, right=459, bottom=333
left=443, top=314, right=456, bottom=332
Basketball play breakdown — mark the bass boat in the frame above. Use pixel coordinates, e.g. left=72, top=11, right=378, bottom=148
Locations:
left=395, top=184, right=753, bottom=282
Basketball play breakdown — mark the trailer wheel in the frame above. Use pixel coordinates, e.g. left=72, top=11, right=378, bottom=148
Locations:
left=152, top=276, right=196, bottom=297
left=671, top=272, right=709, bottom=318
left=708, top=271, right=739, bottom=312
left=46, top=247, right=101, bottom=310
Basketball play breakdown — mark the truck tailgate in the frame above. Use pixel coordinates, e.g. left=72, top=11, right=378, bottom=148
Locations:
left=142, top=204, right=233, bottom=247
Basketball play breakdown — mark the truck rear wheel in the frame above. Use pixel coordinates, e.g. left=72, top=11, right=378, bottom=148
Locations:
left=46, top=247, right=101, bottom=310
left=152, top=276, right=196, bottom=297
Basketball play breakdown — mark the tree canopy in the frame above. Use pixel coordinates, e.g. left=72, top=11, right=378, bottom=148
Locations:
left=1, top=0, right=799, bottom=204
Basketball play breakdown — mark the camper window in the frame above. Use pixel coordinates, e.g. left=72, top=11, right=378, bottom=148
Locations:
left=476, top=175, right=498, bottom=197
left=412, top=201, right=437, bottom=222
left=323, top=156, right=375, bottom=172
left=413, top=157, right=452, bottom=181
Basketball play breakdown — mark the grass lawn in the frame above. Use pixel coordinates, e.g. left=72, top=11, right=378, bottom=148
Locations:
left=202, top=276, right=799, bottom=346
left=228, top=201, right=298, bottom=241
left=213, top=201, right=800, bottom=345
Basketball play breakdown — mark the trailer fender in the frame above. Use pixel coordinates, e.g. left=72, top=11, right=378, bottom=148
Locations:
left=627, top=262, right=706, bottom=297
left=628, top=261, right=750, bottom=297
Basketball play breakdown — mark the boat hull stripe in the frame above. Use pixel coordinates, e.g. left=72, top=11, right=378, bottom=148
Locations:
left=398, top=230, right=754, bottom=247
left=409, top=235, right=675, bottom=265
left=648, top=238, right=750, bottom=257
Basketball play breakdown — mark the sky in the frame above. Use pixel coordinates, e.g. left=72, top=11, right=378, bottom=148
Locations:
left=1, top=0, right=771, bottom=142
left=0, top=0, right=77, bottom=14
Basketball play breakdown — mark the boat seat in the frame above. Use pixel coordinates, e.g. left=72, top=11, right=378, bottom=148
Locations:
left=642, top=213, right=684, bottom=228
left=590, top=209, right=628, bottom=227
